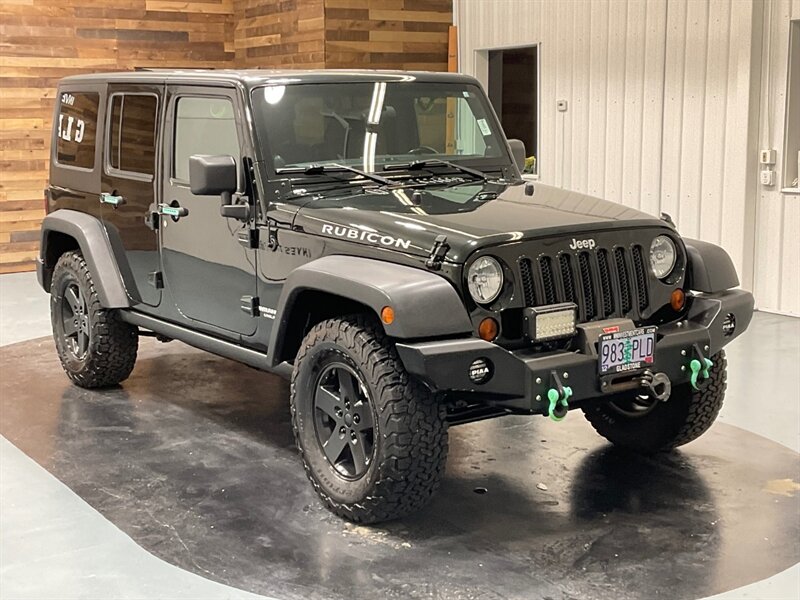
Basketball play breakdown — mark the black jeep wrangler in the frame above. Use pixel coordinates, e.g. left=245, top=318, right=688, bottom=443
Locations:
left=39, top=70, right=753, bottom=523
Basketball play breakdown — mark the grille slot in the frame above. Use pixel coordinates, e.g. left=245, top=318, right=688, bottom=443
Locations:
left=597, top=249, right=614, bottom=317
left=578, top=252, right=596, bottom=320
left=539, top=256, right=557, bottom=304
left=559, top=254, right=576, bottom=304
left=614, top=247, right=633, bottom=314
left=519, top=257, right=536, bottom=306
left=632, top=245, right=649, bottom=312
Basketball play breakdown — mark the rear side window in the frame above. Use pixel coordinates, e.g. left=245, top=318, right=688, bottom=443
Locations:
left=174, top=97, right=240, bottom=183
left=107, top=94, right=158, bottom=178
left=55, top=92, right=99, bottom=170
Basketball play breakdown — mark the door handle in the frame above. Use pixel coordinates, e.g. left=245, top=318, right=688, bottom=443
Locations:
left=158, top=202, right=189, bottom=220
left=100, top=192, right=125, bottom=206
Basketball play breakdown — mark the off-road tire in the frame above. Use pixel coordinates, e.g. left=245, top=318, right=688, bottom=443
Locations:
left=51, top=250, right=138, bottom=388
left=291, top=314, right=448, bottom=523
left=582, top=351, right=727, bottom=453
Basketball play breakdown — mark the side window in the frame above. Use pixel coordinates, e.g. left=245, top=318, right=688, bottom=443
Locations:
left=174, top=97, right=240, bottom=183
left=107, top=94, right=158, bottom=178
left=55, top=92, right=99, bottom=170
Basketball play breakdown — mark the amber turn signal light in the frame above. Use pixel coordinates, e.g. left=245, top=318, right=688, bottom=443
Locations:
left=671, top=288, right=686, bottom=311
left=478, top=317, right=499, bottom=341
left=380, top=306, right=395, bottom=325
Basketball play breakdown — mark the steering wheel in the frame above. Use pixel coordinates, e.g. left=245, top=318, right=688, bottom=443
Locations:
left=407, top=145, right=440, bottom=155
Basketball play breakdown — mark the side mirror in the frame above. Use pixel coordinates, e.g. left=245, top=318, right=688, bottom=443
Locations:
left=189, top=155, right=236, bottom=196
left=507, top=139, right=526, bottom=173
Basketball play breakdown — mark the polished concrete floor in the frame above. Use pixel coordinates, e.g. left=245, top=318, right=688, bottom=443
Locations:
left=1, top=272, right=799, bottom=599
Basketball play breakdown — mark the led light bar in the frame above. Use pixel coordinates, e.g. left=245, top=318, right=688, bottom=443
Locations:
left=524, top=303, right=578, bottom=342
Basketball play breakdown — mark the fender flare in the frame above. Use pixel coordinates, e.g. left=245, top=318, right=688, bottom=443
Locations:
left=39, top=210, right=131, bottom=308
left=684, top=238, right=739, bottom=293
left=268, top=255, right=473, bottom=364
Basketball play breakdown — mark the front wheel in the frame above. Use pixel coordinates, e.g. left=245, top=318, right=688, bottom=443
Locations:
left=291, top=314, right=448, bottom=523
left=582, top=351, right=727, bottom=453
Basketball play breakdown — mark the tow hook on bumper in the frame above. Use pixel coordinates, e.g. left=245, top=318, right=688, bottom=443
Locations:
left=547, top=371, right=573, bottom=422
left=689, top=343, right=714, bottom=390
left=642, top=371, right=671, bottom=402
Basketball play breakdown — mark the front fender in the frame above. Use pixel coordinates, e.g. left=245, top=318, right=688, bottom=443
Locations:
left=684, top=238, right=740, bottom=293
left=269, top=255, right=473, bottom=361
left=39, top=210, right=131, bottom=308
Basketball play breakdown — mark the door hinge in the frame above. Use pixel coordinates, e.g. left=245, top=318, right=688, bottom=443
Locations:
left=240, top=295, right=259, bottom=317
left=426, top=235, right=450, bottom=270
left=148, top=271, right=164, bottom=289
left=238, top=229, right=259, bottom=249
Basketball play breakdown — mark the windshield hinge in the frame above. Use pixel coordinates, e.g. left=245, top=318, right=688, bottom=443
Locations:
left=426, top=235, right=450, bottom=271
left=237, top=228, right=259, bottom=249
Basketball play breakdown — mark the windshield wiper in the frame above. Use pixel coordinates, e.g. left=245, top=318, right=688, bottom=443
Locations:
left=280, top=163, right=392, bottom=186
left=384, top=158, right=487, bottom=181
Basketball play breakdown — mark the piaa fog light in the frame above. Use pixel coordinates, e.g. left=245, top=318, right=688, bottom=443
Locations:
left=722, top=313, right=736, bottom=337
left=468, top=358, right=493, bottom=384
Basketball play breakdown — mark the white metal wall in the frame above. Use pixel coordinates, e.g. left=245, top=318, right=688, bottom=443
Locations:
left=456, top=0, right=799, bottom=312
left=753, top=0, right=800, bottom=315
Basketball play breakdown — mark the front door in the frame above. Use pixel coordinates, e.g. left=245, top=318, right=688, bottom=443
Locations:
left=160, top=86, right=257, bottom=336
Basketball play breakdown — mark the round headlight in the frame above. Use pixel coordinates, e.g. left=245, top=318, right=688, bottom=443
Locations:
left=650, top=235, right=677, bottom=279
left=467, top=256, right=504, bottom=304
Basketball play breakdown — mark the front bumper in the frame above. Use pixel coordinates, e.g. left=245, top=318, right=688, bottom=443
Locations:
left=396, top=289, right=753, bottom=414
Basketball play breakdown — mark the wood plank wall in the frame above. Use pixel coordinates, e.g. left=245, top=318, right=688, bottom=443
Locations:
left=324, top=0, right=451, bottom=70
left=0, top=0, right=452, bottom=273
left=234, top=0, right=325, bottom=68
left=0, top=0, right=235, bottom=273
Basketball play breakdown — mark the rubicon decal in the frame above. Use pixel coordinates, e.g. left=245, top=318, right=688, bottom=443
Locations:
left=321, top=224, right=412, bottom=250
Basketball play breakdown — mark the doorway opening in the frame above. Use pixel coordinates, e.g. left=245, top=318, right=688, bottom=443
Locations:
left=486, top=45, right=538, bottom=175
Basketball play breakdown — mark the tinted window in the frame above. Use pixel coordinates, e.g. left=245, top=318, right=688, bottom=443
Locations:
left=55, top=92, right=99, bottom=169
left=108, top=94, right=158, bottom=177
left=174, top=97, right=239, bottom=183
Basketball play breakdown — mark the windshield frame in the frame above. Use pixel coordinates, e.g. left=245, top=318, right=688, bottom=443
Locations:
left=249, top=79, right=517, bottom=182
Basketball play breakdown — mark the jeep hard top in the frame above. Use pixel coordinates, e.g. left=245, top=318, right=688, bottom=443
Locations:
left=39, top=69, right=754, bottom=522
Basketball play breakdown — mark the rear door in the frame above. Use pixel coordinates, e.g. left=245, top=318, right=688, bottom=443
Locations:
left=159, top=85, right=257, bottom=336
left=101, top=84, right=163, bottom=307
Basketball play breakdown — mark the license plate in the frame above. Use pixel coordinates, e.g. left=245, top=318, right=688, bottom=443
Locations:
left=598, top=327, right=657, bottom=374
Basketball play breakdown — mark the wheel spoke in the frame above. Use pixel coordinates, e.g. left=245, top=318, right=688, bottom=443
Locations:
left=63, top=319, right=78, bottom=336
left=322, top=430, right=348, bottom=464
left=79, top=318, right=90, bottom=336
left=353, top=403, right=374, bottom=431
left=315, top=385, right=341, bottom=420
left=65, top=287, right=81, bottom=312
left=349, top=433, right=368, bottom=473
left=77, top=331, right=89, bottom=355
left=337, top=368, right=358, bottom=402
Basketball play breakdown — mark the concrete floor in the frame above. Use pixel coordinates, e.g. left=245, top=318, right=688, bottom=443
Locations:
left=1, top=271, right=798, bottom=599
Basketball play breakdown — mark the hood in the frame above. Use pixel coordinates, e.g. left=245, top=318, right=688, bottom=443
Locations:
left=292, top=181, right=670, bottom=264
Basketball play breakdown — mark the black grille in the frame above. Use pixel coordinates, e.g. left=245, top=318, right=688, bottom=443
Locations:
left=519, top=244, right=647, bottom=322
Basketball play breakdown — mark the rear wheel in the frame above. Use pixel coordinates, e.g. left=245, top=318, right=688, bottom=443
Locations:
left=291, top=314, right=448, bottom=523
left=51, top=250, right=138, bottom=388
left=582, top=351, right=727, bottom=453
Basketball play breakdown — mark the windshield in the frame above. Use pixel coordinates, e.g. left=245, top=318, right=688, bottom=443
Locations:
left=250, top=81, right=509, bottom=174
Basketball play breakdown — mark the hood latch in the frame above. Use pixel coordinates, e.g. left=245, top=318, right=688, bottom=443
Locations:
left=426, top=235, right=450, bottom=271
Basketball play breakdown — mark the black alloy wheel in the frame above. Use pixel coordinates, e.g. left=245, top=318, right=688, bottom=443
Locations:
left=60, top=281, right=90, bottom=359
left=313, top=363, right=376, bottom=479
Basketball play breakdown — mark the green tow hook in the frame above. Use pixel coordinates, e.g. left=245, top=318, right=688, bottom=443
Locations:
left=689, top=357, right=713, bottom=390
left=547, top=386, right=572, bottom=422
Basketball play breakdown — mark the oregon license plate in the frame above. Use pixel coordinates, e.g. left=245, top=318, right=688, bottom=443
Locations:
left=598, top=327, right=657, bottom=374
